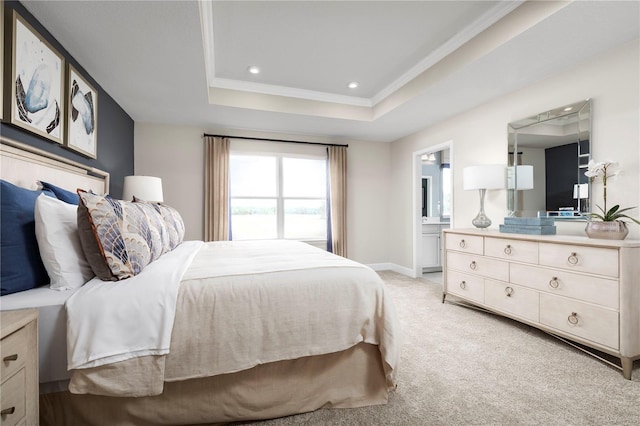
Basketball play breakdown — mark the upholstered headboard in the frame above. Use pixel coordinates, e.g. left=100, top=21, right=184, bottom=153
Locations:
left=0, top=137, right=109, bottom=194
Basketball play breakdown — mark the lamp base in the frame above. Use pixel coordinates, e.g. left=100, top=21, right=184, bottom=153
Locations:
left=472, top=188, right=492, bottom=229
left=472, top=212, right=492, bottom=229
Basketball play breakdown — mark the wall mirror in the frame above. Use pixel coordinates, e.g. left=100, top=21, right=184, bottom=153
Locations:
left=507, top=99, right=591, bottom=219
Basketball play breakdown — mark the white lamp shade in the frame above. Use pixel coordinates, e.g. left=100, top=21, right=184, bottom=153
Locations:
left=122, top=176, right=164, bottom=202
left=507, top=165, right=534, bottom=190
left=463, top=165, right=505, bottom=190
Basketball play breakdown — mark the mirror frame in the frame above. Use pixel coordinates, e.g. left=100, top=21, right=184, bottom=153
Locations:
left=507, top=99, right=592, bottom=219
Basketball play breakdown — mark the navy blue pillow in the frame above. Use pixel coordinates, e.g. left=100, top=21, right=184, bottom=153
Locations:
left=40, top=181, right=80, bottom=205
left=1, top=180, right=54, bottom=295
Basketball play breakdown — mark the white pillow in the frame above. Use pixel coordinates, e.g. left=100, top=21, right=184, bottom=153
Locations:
left=34, top=194, right=95, bottom=290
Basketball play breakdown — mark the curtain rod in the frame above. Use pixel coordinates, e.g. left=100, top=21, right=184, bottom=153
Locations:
left=203, top=133, right=348, bottom=148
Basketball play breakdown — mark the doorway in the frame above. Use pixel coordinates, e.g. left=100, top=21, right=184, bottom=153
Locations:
left=412, top=141, right=453, bottom=278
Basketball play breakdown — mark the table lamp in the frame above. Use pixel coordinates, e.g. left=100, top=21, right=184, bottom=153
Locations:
left=463, top=165, right=505, bottom=228
left=122, top=175, right=164, bottom=203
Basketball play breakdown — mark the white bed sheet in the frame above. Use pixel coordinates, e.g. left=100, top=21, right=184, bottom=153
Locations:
left=1, top=286, right=78, bottom=385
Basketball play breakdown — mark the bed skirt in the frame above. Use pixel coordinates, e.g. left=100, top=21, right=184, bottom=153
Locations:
left=40, top=343, right=389, bottom=425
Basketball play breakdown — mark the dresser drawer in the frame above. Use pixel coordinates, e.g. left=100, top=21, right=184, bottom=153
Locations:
left=1, top=328, right=28, bottom=381
left=0, top=368, right=26, bottom=426
left=445, top=233, right=484, bottom=255
left=446, top=270, right=484, bottom=303
left=446, top=251, right=509, bottom=282
left=539, top=243, right=618, bottom=278
left=485, top=280, right=539, bottom=322
left=485, top=237, right=538, bottom=264
left=540, top=293, right=619, bottom=350
left=510, top=263, right=619, bottom=309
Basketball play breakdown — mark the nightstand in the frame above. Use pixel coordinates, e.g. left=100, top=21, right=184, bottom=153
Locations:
left=1, top=309, right=38, bottom=426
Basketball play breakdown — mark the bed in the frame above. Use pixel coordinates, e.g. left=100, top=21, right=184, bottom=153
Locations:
left=0, top=137, right=400, bottom=425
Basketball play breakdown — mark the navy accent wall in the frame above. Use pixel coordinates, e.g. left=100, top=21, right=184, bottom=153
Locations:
left=1, top=1, right=133, bottom=198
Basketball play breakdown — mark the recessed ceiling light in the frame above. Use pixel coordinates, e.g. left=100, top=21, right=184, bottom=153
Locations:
left=347, top=81, right=359, bottom=89
left=248, top=66, right=260, bottom=74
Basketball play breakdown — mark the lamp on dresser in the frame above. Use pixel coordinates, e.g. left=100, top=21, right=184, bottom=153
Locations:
left=463, top=165, right=505, bottom=228
left=122, top=175, right=164, bottom=203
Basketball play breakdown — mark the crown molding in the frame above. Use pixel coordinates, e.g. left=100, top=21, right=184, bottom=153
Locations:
left=371, top=0, right=524, bottom=106
left=200, top=0, right=524, bottom=109
left=211, top=78, right=373, bottom=107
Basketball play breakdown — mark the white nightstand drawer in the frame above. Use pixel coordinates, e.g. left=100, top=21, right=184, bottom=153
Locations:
left=1, top=310, right=38, bottom=425
left=485, top=237, right=538, bottom=264
left=446, top=270, right=484, bottom=303
left=446, top=251, right=509, bottom=282
left=0, top=368, right=26, bottom=426
left=510, top=263, right=619, bottom=309
left=445, top=233, right=484, bottom=255
left=540, top=293, right=619, bottom=350
left=539, top=243, right=619, bottom=278
left=1, top=327, right=28, bottom=381
left=485, top=280, right=539, bottom=322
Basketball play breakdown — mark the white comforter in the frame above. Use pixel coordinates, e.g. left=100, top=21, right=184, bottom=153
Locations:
left=66, top=241, right=204, bottom=369
left=67, top=240, right=400, bottom=394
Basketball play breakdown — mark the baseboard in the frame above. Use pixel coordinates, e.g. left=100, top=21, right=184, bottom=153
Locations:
left=366, top=263, right=416, bottom=278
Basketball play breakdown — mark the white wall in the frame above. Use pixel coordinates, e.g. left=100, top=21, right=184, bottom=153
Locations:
left=133, top=124, right=204, bottom=241
left=133, top=125, right=391, bottom=265
left=388, top=39, right=640, bottom=270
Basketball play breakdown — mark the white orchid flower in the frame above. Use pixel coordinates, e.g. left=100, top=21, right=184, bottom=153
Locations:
left=584, top=159, right=638, bottom=226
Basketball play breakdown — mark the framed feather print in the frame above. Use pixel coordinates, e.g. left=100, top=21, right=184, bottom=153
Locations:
left=10, top=10, right=64, bottom=143
left=66, top=64, right=97, bottom=158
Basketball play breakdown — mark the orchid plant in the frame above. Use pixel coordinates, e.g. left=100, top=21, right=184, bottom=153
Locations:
left=584, top=160, right=640, bottom=225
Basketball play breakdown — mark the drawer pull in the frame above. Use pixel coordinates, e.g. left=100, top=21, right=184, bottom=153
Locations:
left=459, top=281, right=466, bottom=290
left=469, top=261, right=477, bottom=271
left=567, top=252, right=579, bottom=265
left=2, top=354, right=18, bottom=362
left=505, top=286, right=514, bottom=297
left=504, top=245, right=512, bottom=255
left=568, top=312, right=579, bottom=325
left=0, top=407, right=15, bottom=416
left=459, top=239, right=466, bottom=248
left=549, top=277, right=559, bottom=289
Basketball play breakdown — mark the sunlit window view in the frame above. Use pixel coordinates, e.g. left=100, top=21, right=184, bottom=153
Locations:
left=230, top=154, right=327, bottom=241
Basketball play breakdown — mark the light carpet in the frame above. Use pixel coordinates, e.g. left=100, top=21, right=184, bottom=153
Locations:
left=241, top=270, right=640, bottom=425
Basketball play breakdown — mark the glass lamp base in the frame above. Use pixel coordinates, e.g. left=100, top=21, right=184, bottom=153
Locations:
left=472, top=212, right=492, bottom=229
left=472, top=188, right=492, bottom=229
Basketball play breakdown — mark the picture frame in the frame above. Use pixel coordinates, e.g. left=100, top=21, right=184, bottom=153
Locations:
left=66, top=64, right=98, bottom=158
left=9, top=10, right=65, bottom=144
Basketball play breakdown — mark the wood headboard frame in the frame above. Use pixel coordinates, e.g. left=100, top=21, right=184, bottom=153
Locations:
left=0, top=136, right=109, bottom=195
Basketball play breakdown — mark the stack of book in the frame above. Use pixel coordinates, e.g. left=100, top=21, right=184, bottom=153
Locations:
left=499, top=217, right=556, bottom=235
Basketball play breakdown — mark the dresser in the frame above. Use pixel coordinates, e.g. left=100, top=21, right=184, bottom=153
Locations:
left=442, top=228, right=640, bottom=379
left=1, top=309, right=38, bottom=425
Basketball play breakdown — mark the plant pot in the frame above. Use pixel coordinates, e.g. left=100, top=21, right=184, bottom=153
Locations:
left=585, top=221, right=629, bottom=240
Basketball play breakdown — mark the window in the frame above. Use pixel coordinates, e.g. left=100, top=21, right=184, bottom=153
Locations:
left=230, top=154, right=327, bottom=241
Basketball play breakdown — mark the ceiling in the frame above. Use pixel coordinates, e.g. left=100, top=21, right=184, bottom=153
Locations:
left=22, top=1, right=640, bottom=143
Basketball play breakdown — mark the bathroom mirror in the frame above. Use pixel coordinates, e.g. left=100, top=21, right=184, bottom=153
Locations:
left=507, top=99, right=591, bottom=219
left=420, top=150, right=451, bottom=222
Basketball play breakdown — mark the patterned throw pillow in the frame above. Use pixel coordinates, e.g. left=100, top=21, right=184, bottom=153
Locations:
left=77, top=190, right=171, bottom=280
left=132, top=197, right=186, bottom=250
left=153, top=203, right=185, bottom=249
